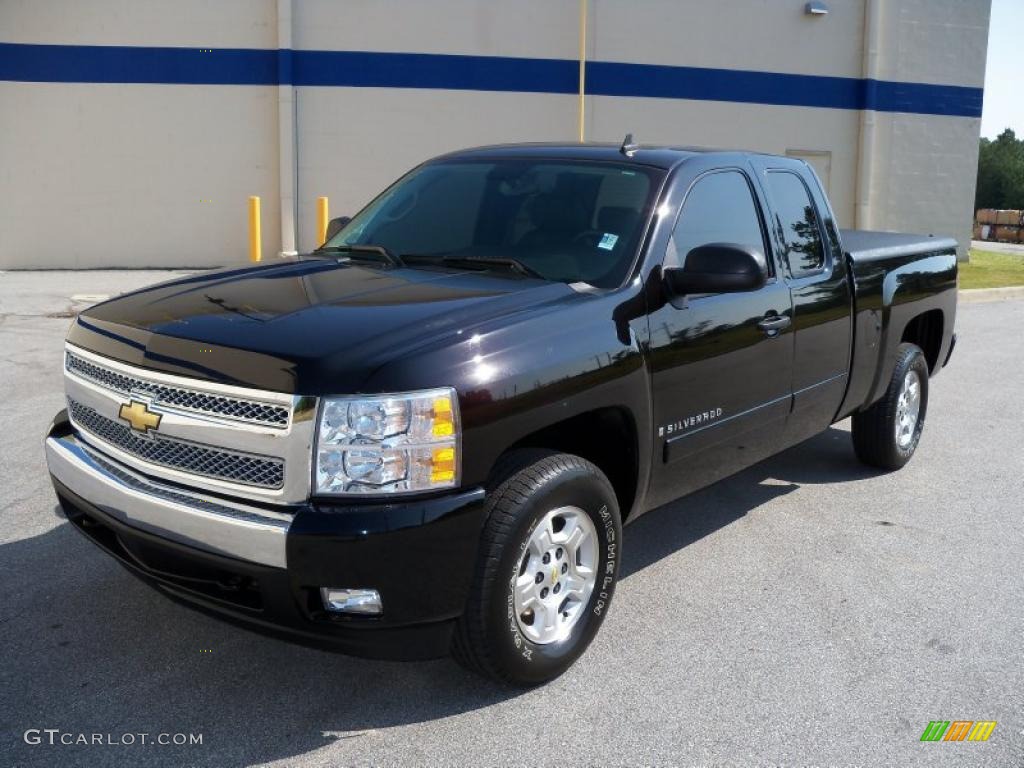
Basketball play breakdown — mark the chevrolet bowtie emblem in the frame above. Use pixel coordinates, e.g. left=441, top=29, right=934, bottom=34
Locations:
left=118, top=400, right=162, bottom=433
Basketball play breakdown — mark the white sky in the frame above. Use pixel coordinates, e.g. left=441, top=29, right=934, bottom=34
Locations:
left=981, top=0, right=1023, bottom=138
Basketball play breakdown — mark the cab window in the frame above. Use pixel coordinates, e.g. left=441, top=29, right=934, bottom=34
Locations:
left=328, top=159, right=662, bottom=289
left=666, top=170, right=769, bottom=274
left=764, top=171, right=826, bottom=277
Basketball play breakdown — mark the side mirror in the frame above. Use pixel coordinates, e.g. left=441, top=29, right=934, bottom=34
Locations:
left=663, top=242, right=768, bottom=296
left=324, top=216, right=351, bottom=242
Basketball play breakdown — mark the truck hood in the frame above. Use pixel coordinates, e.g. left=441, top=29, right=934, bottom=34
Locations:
left=69, top=258, right=578, bottom=393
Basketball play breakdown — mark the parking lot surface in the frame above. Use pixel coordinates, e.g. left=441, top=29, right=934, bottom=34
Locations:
left=972, top=239, right=1024, bottom=257
left=1, top=272, right=1022, bottom=767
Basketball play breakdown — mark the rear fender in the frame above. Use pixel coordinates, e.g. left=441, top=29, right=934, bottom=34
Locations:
left=839, top=253, right=957, bottom=417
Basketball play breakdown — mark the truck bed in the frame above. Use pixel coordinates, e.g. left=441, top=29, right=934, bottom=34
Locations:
left=840, top=229, right=958, bottom=262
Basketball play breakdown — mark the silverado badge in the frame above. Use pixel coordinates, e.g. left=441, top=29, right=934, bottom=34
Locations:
left=118, top=399, right=162, bottom=434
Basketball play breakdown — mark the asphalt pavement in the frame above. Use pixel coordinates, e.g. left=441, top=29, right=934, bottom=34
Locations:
left=1, top=271, right=1021, bottom=767
left=972, top=239, right=1024, bottom=257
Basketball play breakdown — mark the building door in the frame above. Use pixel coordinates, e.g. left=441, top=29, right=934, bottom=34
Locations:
left=786, top=150, right=832, bottom=195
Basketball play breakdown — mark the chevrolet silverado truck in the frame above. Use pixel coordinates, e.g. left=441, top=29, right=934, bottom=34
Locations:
left=45, top=141, right=957, bottom=685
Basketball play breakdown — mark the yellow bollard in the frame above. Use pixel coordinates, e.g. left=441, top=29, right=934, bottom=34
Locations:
left=316, top=196, right=329, bottom=246
left=248, top=196, right=261, bottom=263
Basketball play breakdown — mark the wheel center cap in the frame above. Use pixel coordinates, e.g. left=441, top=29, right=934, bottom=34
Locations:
left=551, top=567, right=558, bottom=585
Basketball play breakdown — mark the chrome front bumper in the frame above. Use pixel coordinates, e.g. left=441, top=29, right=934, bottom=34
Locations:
left=45, top=432, right=291, bottom=567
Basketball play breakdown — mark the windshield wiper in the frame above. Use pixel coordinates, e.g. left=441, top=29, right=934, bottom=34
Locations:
left=318, top=244, right=404, bottom=267
left=417, top=255, right=545, bottom=279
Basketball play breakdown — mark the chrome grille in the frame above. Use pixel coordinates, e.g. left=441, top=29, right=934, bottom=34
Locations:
left=68, top=399, right=285, bottom=489
left=81, top=443, right=288, bottom=523
left=66, top=351, right=290, bottom=428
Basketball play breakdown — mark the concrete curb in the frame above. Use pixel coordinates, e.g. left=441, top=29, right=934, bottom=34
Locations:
left=959, top=286, right=1024, bottom=304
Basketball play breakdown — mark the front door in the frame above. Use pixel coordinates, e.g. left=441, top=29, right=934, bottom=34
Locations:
left=646, top=163, right=794, bottom=508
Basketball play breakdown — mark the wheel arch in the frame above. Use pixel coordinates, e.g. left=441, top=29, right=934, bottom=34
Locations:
left=900, top=308, right=944, bottom=373
left=497, top=406, right=642, bottom=522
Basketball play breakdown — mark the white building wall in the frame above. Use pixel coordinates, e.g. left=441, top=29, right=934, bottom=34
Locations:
left=864, top=0, right=990, bottom=248
left=0, top=81, right=280, bottom=268
left=0, top=0, right=990, bottom=268
left=0, top=0, right=280, bottom=268
left=588, top=97, right=863, bottom=225
left=590, top=0, right=867, bottom=78
left=586, top=0, right=865, bottom=225
left=291, top=0, right=580, bottom=253
left=294, top=88, right=578, bottom=254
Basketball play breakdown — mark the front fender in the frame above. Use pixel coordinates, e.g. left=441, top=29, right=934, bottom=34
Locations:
left=363, top=287, right=653, bottom=519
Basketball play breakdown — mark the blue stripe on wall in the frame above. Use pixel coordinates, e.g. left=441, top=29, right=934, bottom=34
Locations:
left=0, top=42, right=278, bottom=85
left=588, top=60, right=863, bottom=111
left=293, top=50, right=578, bottom=94
left=0, top=42, right=983, bottom=118
left=588, top=60, right=983, bottom=117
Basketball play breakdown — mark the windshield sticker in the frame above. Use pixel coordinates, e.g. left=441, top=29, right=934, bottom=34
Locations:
left=598, top=233, right=619, bottom=251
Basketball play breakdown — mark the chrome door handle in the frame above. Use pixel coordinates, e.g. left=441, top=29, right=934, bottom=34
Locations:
left=757, top=315, right=791, bottom=336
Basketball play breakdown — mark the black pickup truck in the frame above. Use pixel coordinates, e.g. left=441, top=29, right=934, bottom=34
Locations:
left=45, top=142, right=957, bottom=685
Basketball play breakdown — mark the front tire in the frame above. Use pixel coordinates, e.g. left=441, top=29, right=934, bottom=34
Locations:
left=452, top=450, right=621, bottom=685
left=851, top=342, right=929, bottom=470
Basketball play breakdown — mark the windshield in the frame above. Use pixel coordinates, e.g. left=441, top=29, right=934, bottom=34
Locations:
left=324, top=158, right=663, bottom=288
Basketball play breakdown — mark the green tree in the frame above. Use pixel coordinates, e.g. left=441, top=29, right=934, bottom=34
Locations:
left=976, top=129, right=1024, bottom=210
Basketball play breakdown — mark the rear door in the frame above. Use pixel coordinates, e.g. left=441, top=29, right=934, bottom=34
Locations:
left=645, top=159, right=795, bottom=508
left=751, top=158, right=853, bottom=446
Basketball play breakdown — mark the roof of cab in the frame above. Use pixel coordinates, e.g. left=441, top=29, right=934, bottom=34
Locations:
left=431, top=142, right=782, bottom=171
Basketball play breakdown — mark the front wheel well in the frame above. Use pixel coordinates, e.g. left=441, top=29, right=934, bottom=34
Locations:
left=901, top=309, right=944, bottom=373
left=498, top=408, right=640, bottom=520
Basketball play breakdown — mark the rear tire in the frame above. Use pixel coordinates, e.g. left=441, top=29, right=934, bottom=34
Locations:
left=452, top=450, right=621, bottom=686
left=851, top=343, right=929, bottom=470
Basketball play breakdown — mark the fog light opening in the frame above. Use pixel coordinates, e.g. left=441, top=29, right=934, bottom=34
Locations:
left=320, top=587, right=383, bottom=616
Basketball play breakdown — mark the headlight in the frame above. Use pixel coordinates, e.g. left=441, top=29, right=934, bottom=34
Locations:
left=314, top=388, right=460, bottom=495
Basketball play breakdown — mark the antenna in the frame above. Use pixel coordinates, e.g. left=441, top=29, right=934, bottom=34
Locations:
left=619, top=133, right=640, bottom=158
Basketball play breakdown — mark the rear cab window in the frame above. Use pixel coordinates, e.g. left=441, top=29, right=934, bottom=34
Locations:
left=763, top=170, right=827, bottom=278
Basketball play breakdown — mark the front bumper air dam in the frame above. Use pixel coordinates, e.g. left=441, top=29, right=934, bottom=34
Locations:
left=45, top=410, right=489, bottom=660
